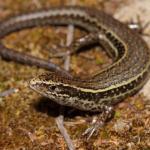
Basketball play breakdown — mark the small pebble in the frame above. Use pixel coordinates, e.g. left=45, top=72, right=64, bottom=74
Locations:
left=113, top=119, right=132, bottom=133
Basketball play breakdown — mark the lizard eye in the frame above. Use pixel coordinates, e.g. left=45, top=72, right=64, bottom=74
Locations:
left=49, top=86, right=56, bottom=91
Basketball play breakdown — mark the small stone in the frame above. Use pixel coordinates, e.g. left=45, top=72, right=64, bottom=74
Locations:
left=113, top=119, right=132, bottom=133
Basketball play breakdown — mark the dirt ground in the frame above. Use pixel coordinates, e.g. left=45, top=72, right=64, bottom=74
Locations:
left=0, top=0, right=150, bottom=149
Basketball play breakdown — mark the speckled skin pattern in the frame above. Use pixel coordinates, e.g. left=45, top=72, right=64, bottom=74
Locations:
left=0, top=6, right=149, bottom=112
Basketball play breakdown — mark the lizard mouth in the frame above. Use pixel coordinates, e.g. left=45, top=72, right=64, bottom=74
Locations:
left=29, top=78, right=40, bottom=90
